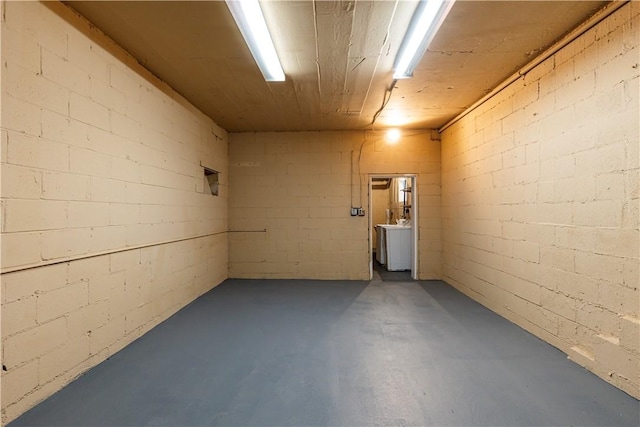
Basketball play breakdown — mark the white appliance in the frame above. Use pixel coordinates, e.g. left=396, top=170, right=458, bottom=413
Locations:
left=375, top=225, right=386, bottom=265
left=376, top=225, right=412, bottom=271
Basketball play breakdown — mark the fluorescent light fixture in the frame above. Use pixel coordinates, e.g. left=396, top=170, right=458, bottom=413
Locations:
left=393, top=0, right=455, bottom=79
left=226, top=0, right=285, bottom=82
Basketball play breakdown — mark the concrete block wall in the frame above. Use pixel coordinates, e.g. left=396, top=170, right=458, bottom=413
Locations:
left=228, top=131, right=441, bottom=280
left=0, top=1, right=228, bottom=422
left=441, top=3, right=639, bottom=398
left=371, top=186, right=389, bottom=250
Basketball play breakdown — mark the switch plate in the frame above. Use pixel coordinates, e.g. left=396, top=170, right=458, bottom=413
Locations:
left=350, top=208, right=358, bottom=216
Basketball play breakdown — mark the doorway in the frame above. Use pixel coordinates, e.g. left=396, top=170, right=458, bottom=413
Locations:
left=368, top=174, right=418, bottom=280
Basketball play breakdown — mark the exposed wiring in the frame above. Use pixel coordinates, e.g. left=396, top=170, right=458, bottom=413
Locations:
left=369, top=79, right=398, bottom=128
left=357, top=130, right=367, bottom=206
left=352, top=128, right=433, bottom=209
left=359, top=0, right=400, bottom=128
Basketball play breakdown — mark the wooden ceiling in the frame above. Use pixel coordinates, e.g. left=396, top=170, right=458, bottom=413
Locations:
left=65, top=1, right=609, bottom=132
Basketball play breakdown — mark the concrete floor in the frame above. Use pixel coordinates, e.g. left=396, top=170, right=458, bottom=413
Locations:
left=10, top=272, right=640, bottom=426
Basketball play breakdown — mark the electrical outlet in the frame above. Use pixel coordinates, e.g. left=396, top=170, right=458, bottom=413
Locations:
left=357, top=208, right=365, bottom=216
left=350, top=208, right=358, bottom=216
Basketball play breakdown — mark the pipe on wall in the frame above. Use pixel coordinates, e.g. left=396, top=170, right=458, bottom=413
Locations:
left=439, top=0, right=630, bottom=133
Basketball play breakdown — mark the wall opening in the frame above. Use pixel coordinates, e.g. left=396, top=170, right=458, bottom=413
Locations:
left=204, top=167, right=219, bottom=196
left=368, top=174, right=418, bottom=280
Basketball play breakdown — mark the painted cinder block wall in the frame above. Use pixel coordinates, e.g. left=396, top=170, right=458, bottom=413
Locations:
left=441, top=2, right=639, bottom=398
left=228, top=131, right=442, bottom=280
left=0, top=1, right=229, bottom=422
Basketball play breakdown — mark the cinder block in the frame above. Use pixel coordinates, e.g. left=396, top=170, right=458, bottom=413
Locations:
left=595, top=173, right=625, bottom=200
left=575, top=251, right=624, bottom=283
left=110, top=157, right=142, bottom=183
left=68, top=201, right=110, bottom=229
left=89, top=270, right=125, bottom=303
left=551, top=268, right=599, bottom=302
left=1, top=232, right=41, bottom=269
left=619, top=315, right=640, bottom=353
left=555, top=72, right=596, bottom=109
left=2, top=199, right=68, bottom=233
left=595, top=228, right=639, bottom=258
left=1, top=374, right=67, bottom=425
left=109, top=65, right=141, bottom=101
left=89, top=225, right=127, bottom=253
left=622, top=197, right=639, bottom=229
left=513, top=240, right=540, bottom=263
left=110, top=110, right=141, bottom=141
left=66, top=300, right=109, bottom=339
left=574, top=200, right=623, bottom=228
left=1, top=263, right=67, bottom=305
left=42, top=172, right=90, bottom=201
left=502, top=221, right=526, bottom=240
left=36, top=5, right=72, bottom=53
left=524, top=223, right=554, bottom=245
left=37, top=335, right=90, bottom=386
left=1, top=25, right=41, bottom=74
left=541, top=287, right=577, bottom=321
left=68, top=256, right=110, bottom=284
left=89, top=77, right=127, bottom=113
left=124, top=302, right=160, bottom=334
left=40, top=228, right=93, bottom=260
left=554, top=226, right=596, bottom=251
left=0, top=359, right=39, bottom=408
left=2, top=317, right=67, bottom=370
left=69, top=93, right=110, bottom=131
left=139, top=165, right=197, bottom=192
left=576, top=302, right=620, bottom=336
left=2, top=94, right=42, bottom=136
left=70, top=147, right=113, bottom=178
left=7, top=133, right=69, bottom=172
left=540, top=246, right=575, bottom=272
left=5, top=61, right=69, bottom=115
left=599, top=282, right=639, bottom=317
left=41, top=110, right=89, bottom=148
left=109, top=282, right=140, bottom=320
left=622, top=258, right=639, bottom=289
left=67, top=31, right=110, bottom=84
left=2, top=296, right=38, bottom=336
left=554, top=177, right=595, bottom=203
left=41, top=48, right=90, bottom=96
left=90, top=177, right=126, bottom=203
left=592, top=336, right=639, bottom=390
left=89, top=315, right=126, bottom=355
left=36, top=280, right=89, bottom=323
left=575, top=142, right=626, bottom=175
left=109, top=203, right=140, bottom=226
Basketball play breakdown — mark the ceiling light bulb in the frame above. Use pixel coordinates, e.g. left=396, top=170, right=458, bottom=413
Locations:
left=393, top=0, right=455, bottom=79
left=386, top=128, right=401, bottom=143
left=226, top=0, right=285, bottom=82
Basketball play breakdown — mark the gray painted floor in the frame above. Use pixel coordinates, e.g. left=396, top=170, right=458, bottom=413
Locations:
left=10, top=274, right=640, bottom=426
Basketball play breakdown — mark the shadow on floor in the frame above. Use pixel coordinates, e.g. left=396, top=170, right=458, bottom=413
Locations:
left=373, top=257, right=412, bottom=282
left=10, top=278, right=640, bottom=427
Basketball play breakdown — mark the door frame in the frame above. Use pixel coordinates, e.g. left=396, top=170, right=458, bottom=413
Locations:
left=368, top=174, right=419, bottom=280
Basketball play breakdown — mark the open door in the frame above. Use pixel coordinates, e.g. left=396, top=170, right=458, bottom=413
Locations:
left=368, top=174, right=418, bottom=280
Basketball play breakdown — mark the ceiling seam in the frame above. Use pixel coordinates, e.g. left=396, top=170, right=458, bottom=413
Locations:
left=312, top=0, right=322, bottom=100
left=359, top=0, right=400, bottom=128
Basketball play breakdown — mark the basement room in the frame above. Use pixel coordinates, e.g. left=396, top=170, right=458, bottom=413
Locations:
left=1, top=0, right=638, bottom=425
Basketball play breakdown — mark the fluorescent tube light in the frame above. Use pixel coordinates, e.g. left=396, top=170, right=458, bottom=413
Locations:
left=226, top=0, right=285, bottom=82
left=393, top=0, right=455, bottom=79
